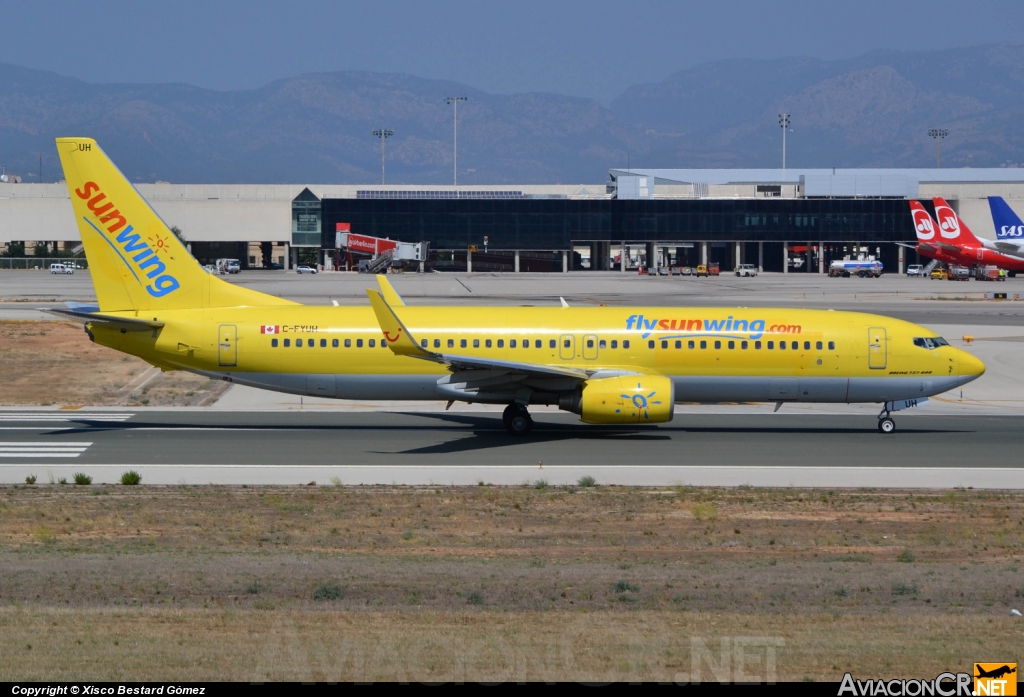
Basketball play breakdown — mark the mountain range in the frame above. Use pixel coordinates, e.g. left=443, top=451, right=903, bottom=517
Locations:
left=2, top=43, right=1024, bottom=185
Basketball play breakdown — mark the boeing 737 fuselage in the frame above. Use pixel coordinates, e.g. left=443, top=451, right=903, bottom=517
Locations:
left=52, top=138, right=985, bottom=435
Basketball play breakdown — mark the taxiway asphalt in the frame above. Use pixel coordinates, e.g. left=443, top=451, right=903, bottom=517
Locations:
left=0, top=410, right=1020, bottom=488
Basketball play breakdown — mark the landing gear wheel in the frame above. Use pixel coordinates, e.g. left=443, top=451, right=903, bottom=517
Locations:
left=502, top=404, right=517, bottom=429
left=878, top=417, right=895, bottom=434
left=504, top=405, right=533, bottom=436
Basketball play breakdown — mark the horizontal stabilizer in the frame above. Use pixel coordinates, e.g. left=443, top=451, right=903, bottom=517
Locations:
left=48, top=308, right=165, bottom=332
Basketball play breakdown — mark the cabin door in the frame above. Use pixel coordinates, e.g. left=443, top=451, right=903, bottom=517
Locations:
left=867, top=327, right=887, bottom=370
left=582, top=334, right=599, bottom=360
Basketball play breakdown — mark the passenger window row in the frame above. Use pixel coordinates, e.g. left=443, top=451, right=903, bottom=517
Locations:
left=648, top=339, right=836, bottom=351
left=269, top=335, right=836, bottom=353
left=415, top=338, right=634, bottom=350
left=270, top=337, right=389, bottom=348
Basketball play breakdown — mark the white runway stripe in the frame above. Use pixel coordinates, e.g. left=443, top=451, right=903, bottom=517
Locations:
left=0, top=414, right=131, bottom=422
left=0, top=442, right=91, bottom=457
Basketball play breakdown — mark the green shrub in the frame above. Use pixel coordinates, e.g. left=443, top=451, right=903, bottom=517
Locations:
left=73, top=473, right=92, bottom=485
left=691, top=503, right=718, bottom=522
left=613, top=580, right=639, bottom=594
left=25, top=475, right=36, bottom=485
left=466, top=590, right=484, bottom=605
left=896, top=549, right=915, bottom=563
left=534, top=479, right=549, bottom=490
left=245, top=580, right=265, bottom=595
left=57, top=477, right=67, bottom=485
left=313, top=582, right=344, bottom=601
left=577, top=475, right=596, bottom=487
left=120, top=470, right=142, bottom=486
left=892, top=582, right=919, bottom=596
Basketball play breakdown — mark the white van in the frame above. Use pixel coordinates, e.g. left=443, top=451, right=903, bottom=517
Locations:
left=49, top=263, right=73, bottom=275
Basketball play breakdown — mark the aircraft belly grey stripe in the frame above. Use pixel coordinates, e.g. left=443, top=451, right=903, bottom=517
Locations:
left=215, top=372, right=975, bottom=405
left=672, top=375, right=972, bottom=404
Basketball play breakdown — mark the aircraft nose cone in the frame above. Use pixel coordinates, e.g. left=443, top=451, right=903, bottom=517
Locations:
left=958, top=349, right=986, bottom=379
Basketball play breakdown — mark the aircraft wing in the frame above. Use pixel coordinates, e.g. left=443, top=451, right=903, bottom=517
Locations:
left=48, top=306, right=165, bottom=333
left=918, top=241, right=963, bottom=256
left=994, top=241, right=1024, bottom=256
left=366, top=289, right=591, bottom=385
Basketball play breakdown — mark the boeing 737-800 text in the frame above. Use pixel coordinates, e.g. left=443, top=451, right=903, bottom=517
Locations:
left=53, top=138, right=984, bottom=434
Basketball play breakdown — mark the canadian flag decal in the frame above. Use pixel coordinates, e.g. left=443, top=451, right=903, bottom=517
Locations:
left=260, top=325, right=279, bottom=335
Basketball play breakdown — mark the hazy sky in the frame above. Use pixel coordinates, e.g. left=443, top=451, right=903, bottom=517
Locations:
left=4, top=0, right=1024, bottom=102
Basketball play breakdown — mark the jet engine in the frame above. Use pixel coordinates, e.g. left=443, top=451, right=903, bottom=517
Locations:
left=560, top=375, right=675, bottom=424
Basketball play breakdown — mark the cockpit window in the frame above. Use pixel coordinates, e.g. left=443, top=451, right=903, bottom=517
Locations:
left=913, top=337, right=949, bottom=349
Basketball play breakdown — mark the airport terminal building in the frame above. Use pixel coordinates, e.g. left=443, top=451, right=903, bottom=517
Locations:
left=5, top=167, right=1024, bottom=273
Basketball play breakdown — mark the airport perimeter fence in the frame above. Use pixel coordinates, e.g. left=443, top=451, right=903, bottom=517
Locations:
left=0, top=258, right=89, bottom=270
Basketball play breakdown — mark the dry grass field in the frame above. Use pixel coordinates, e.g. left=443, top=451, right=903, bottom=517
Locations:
left=1, top=484, right=1021, bottom=681
left=0, top=320, right=227, bottom=406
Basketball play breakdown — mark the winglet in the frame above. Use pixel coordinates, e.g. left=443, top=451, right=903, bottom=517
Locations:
left=366, top=289, right=441, bottom=361
left=376, top=275, right=406, bottom=306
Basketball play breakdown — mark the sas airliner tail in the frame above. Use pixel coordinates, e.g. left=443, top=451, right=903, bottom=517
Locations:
left=988, top=196, right=1024, bottom=240
left=55, top=138, right=294, bottom=313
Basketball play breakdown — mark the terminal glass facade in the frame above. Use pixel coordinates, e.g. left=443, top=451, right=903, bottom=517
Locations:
left=291, top=188, right=321, bottom=247
left=320, top=197, right=918, bottom=249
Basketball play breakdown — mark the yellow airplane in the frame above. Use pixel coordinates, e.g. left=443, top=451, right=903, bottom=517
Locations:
left=53, top=137, right=985, bottom=435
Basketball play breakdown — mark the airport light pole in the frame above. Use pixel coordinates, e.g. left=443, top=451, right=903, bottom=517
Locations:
left=372, top=128, right=394, bottom=184
left=928, top=128, right=949, bottom=168
left=778, top=113, right=791, bottom=169
left=445, top=96, right=467, bottom=187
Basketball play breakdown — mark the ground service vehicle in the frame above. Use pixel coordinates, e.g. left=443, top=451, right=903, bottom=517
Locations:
left=707, top=263, right=720, bottom=276
left=947, top=265, right=971, bottom=281
left=51, top=138, right=986, bottom=435
left=829, top=259, right=883, bottom=278
left=695, top=265, right=708, bottom=277
left=973, top=266, right=1004, bottom=281
left=735, top=264, right=757, bottom=277
left=930, top=267, right=948, bottom=280
left=296, top=265, right=318, bottom=274
left=49, top=263, right=73, bottom=274
left=906, top=264, right=924, bottom=277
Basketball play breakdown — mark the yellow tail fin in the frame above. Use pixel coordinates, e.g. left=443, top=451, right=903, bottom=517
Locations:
left=56, top=137, right=295, bottom=312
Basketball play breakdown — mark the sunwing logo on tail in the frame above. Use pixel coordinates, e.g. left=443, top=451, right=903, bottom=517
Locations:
left=74, top=181, right=180, bottom=298
left=911, top=206, right=936, bottom=240
left=934, top=203, right=961, bottom=240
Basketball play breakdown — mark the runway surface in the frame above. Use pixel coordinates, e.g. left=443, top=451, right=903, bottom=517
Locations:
left=0, top=410, right=1020, bottom=488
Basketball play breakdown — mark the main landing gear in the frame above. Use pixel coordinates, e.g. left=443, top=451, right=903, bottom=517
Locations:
left=503, top=404, right=533, bottom=436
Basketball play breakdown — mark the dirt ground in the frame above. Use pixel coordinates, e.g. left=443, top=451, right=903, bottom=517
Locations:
left=0, top=320, right=227, bottom=406
left=1, top=485, right=1021, bottom=681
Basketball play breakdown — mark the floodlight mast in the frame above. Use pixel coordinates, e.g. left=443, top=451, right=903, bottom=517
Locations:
left=372, top=129, right=394, bottom=185
left=928, top=128, right=949, bottom=168
left=445, top=96, right=468, bottom=187
left=778, top=113, right=791, bottom=169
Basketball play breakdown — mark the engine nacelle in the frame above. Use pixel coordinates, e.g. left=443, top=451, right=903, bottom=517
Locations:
left=563, top=375, right=675, bottom=424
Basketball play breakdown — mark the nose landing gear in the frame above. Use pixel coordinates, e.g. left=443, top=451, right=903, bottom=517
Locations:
left=877, top=405, right=896, bottom=433
left=503, top=404, right=533, bottom=436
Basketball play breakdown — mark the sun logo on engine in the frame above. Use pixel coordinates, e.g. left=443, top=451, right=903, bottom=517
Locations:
left=620, top=383, right=662, bottom=420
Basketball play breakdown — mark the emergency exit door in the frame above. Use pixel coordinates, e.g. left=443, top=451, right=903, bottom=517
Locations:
left=867, top=327, right=886, bottom=369
left=218, top=324, right=237, bottom=366
left=559, top=334, right=575, bottom=360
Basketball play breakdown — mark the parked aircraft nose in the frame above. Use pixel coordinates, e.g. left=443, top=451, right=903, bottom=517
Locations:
left=957, top=349, right=986, bottom=380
